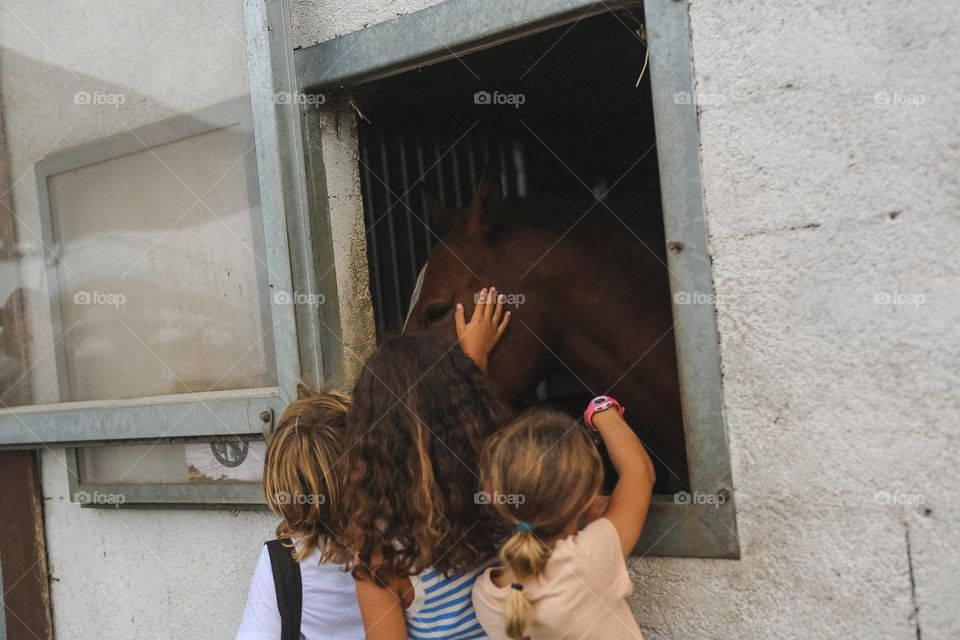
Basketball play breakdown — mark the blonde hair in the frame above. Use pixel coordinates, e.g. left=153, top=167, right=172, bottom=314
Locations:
left=480, top=409, right=604, bottom=640
left=263, top=383, right=349, bottom=562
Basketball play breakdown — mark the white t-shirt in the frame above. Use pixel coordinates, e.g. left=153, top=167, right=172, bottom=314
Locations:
left=472, top=518, right=643, bottom=640
left=236, top=542, right=364, bottom=640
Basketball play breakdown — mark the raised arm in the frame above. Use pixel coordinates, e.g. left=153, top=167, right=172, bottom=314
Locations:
left=588, top=401, right=656, bottom=556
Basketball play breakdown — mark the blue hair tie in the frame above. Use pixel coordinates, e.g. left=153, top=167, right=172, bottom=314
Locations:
left=514, top=521, right=534, bottom=533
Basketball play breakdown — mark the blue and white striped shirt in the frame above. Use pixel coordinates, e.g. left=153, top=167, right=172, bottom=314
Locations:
left=406, top=556, right=499, bottom=640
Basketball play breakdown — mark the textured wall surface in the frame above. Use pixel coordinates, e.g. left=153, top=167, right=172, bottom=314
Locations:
left=629, top=1, right=959, bottom=638
left=41, top=449, right=276, bottom=639
left=34, top=1, right=959, bottom=639
left=291, top=0, right=446, bottom=49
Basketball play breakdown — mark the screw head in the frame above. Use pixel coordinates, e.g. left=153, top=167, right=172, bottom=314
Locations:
left=259, top=410, right=272, bottom=423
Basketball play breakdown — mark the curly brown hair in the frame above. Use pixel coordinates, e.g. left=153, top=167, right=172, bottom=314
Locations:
left=341, top=333, right=511, bottom=582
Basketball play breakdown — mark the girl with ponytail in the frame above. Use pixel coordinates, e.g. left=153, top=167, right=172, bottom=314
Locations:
left=472, top=402, right=655, bottom=640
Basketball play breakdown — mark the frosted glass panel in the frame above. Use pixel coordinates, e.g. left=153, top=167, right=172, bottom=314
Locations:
left=47, top=122, right=275, bottom=401
left=0, top=0, right=267, bottom=411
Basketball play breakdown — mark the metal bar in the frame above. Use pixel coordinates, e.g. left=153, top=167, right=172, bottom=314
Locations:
left=450, top=142, right=464, bottom=206
left=243, top=0, right=306, bottom=400
left=378, top=137, right=405, bottom=322
left=397, top=140, right=420, bottom=288
left=415, top=134, right=433, bottom=255
left=433, top=136, right=448, bottom=212
left=295, top=0, right=640, bottom=91
left=512, top=140, right=528, bottom=197
left=634, top=500, right=738, bottom=559
left=0, top=388, right=283, bottom=446
left=497, top=139, right=508, bottom=197
left=466, top=137, right=477, bottom=189
left=643, top=0, right=739, bottom=557
left=70, top=481, right=266, bottom=507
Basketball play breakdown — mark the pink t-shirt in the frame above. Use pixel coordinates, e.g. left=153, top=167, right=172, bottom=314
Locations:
left=472, top=518, right=643, bottom=640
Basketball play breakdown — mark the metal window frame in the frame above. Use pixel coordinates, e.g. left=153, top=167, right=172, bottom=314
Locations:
left=0, top=0, right=321, bottom=508
left=68, top=0, right=316, bottom=508
left=294, top=0, right=738, bottom=557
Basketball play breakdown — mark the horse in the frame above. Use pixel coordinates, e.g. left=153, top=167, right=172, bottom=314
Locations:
left=403, top=173, right=688, bottom=494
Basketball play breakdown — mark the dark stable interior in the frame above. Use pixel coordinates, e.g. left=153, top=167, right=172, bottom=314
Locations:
left=348, top=8, right=689, bottom=491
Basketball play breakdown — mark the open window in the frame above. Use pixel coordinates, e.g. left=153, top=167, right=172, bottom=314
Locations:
left=297, top=0, right=738, bottom=557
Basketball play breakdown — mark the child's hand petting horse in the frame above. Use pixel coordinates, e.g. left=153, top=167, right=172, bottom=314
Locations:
left=456, top=286, right=511, bottom=372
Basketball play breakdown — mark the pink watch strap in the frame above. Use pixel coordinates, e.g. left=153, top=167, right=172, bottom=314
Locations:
left=584, top=395, right=624, bottom=430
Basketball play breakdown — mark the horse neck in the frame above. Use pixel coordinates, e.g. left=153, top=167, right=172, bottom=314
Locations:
left=520, top=227, right=675, bottom=394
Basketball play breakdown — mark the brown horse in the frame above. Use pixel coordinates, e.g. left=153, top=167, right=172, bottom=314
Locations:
left=404, top=174, right=688, bottom=493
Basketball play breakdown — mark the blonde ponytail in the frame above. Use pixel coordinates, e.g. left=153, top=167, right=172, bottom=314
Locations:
left=501, top=528, right=551, bottom=640
left=479, top=410, right=605, bottom=640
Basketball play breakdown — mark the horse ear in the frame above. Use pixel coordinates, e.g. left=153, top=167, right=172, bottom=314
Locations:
left=420, top=187, right=453, bottom=229
left=463, top=169, right=504, bottom=240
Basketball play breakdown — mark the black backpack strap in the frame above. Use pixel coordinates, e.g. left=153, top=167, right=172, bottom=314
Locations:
left=265, top=538, right=302, bottom=640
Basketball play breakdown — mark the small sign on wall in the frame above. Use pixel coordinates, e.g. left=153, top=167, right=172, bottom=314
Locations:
left=185, top=441, right=265, bottom=483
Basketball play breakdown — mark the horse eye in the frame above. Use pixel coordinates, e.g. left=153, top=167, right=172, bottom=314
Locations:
left=425, top=304, right=453, bottom=326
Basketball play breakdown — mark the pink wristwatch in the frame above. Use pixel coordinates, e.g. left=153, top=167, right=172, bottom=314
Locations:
left=583, top=395, right=625, bottom=430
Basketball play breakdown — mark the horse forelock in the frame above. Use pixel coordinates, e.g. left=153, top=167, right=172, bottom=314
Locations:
left=402, top=262, right=428, bottom=332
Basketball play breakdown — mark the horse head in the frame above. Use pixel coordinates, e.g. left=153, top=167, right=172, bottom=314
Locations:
left=404, top=172, right=555, bottom=402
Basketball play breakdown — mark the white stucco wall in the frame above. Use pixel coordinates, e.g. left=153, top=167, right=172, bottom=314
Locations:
left=41, top=450, right=276, bottom=638
left=630, top=1, right=958, bottom=638
left=26, top=1, right=960, bottom=639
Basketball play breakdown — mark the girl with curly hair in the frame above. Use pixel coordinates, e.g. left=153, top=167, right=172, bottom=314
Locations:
left=341, top=288, right=512, bottom=640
